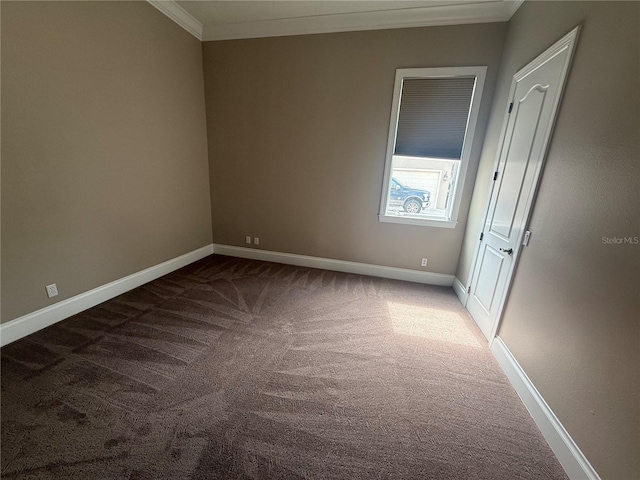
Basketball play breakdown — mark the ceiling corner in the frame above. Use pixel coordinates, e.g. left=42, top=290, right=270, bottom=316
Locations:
left=147, top=0, right=203, bottom=40
left=506, top=0, right=525, bottom=18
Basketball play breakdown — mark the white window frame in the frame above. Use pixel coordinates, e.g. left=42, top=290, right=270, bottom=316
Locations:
left=379, top=66, right=487, bottom=228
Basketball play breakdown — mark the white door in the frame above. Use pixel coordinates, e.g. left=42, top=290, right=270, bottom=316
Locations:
left=466, top=27, right=580, bottom=340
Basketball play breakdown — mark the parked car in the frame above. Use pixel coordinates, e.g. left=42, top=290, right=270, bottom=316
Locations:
left=389, top=178, right=431, bottom=214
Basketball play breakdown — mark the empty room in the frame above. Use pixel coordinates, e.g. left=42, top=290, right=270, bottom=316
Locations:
left=1, top=1, right=638, bottom=479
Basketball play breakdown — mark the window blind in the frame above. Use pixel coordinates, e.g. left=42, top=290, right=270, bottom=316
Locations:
left=394, top=76, right=476, bottom=160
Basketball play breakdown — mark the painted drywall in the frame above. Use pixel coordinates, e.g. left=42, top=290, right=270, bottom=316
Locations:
left=457, top=2, right=639, bottom=478
left=1, top=1, right=212, bottom=322
left=202, top=23, right=506, bottom=274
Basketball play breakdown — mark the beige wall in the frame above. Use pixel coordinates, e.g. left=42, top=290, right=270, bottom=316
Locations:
left=202, top=23, right=506, bottom=273
left=1, top=1, right=212, bottom=322
left=458, top=2, right=639, bottom=479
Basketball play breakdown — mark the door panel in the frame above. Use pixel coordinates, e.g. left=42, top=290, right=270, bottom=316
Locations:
left=490, top=87, right=547, bottom=239
left=473, top=245, right=505, bottom=314
left=466, top=28, right=579, bottom=340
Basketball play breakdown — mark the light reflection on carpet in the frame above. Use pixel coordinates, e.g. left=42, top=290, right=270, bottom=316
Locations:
left=387, top=301, right=483, bottom=348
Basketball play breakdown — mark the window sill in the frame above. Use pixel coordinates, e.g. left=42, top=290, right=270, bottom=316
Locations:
left=379, top=214, right=458, bottom=228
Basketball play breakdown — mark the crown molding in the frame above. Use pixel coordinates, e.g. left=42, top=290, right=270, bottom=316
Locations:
left=149, top=1, right=524, bottom=42
left=201, top=1, right=521, bottom=41
left=506, top=0, right=525, bottom=17
left=147, top=0, right=202, bottom=40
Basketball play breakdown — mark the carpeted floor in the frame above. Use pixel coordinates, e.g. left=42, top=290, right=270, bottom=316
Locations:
left=1, top=254, right=567, bottom=479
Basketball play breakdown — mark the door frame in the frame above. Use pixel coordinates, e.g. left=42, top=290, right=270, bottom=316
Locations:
left=464, top=26, right=581, bottom=343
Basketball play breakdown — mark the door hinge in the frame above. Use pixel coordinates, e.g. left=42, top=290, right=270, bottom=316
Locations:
left=479, top=232, right=484, bottom=241
left=467, top=286, right=471, bottom=294
left=493, top=171, right=499, bottom=181
left=508, top=102, right=514, bottom=113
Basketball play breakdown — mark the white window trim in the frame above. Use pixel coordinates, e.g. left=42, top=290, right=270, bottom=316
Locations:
left=378, top=66, right=487, bottom=228
left=379, top=215, right=458, bottom=228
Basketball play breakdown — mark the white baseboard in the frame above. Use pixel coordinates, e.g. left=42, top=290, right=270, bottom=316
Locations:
left=452, top=276, right=468, bottom=305
left=490, top=337, right=600, bottom=480
left=0, top=244, right=214, bottom=347
left=213, top=244, right=454, bottom=287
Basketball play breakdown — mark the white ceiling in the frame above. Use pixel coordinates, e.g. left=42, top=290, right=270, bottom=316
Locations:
left=148, top=0, right=523, bottom=41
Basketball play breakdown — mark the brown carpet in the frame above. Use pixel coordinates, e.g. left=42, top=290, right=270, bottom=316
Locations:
left=1, top=254, right=567, bottom=480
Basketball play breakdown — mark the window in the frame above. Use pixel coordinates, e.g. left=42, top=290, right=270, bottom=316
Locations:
left=379, top=67, right=486, bottom=228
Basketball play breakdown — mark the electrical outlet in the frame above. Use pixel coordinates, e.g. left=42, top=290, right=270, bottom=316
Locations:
left=254, top=237, right=260, bottom=246
left=46, top=283, right=58, bottom=298
left=420, top=258, right=428, bottom=267
left=245, top=236, right=252, bottom=244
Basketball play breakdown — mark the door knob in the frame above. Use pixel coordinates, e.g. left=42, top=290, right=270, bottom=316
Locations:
left=500, top=247, right=514, bottom=255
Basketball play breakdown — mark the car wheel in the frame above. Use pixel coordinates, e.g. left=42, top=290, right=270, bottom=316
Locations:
left=404, top=199, right=421, bottom=214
